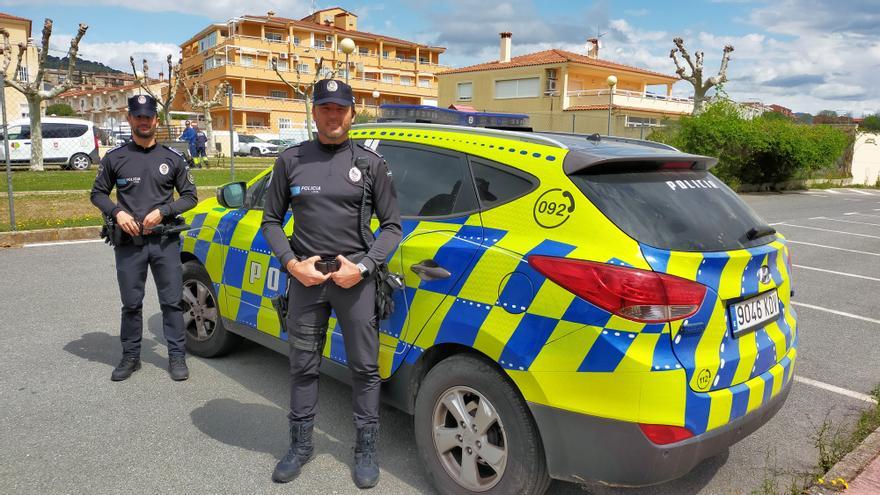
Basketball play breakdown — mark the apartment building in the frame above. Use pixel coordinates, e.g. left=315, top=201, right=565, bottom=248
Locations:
left=54, top=80, right=168, bottom=130
left=42, top=68, right=136, bottom=93
left=174, top=7, right=447, bottom=134
left=0, top=13, right=40, bottom=123
left=438, top=33, right=694, bottom=137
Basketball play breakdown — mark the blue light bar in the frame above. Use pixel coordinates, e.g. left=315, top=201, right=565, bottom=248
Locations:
left=377, top=104, right=531, bottom=129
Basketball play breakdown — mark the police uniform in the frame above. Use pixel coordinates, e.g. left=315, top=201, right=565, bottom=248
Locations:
left=90, top=94, right=198, bottom=381
left=261, top=79, right=401, bottom=488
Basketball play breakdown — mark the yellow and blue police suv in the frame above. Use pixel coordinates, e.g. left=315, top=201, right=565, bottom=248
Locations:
left=179, top=122, right=796, bottom=494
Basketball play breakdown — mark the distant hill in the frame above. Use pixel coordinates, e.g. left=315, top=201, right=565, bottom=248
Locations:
left=45, top=55, right=124, bottom=74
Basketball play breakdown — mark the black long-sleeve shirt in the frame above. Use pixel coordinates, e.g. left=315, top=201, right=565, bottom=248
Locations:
left=261, top=139, right=402, bottom=273
left=91, top=141, right=198, bottom=221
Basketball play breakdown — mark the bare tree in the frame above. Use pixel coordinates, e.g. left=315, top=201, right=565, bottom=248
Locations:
left=670, top=37, right=734, bottom=114
left=130, top=54, right=180, bottom=137
left=0, top=19, right=87, bottom=171
left=179, top=75, right=229, bottom=155
left=272, top=55, right=340, bottom=139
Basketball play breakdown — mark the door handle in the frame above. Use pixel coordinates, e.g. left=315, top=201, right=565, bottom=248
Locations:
left=410, top=259, right=451, bottom=281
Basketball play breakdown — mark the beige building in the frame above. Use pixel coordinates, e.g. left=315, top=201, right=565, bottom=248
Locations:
left=174, top=7, right=447, bottom=135
left=54, top=80, right=168, bottom=130
left=0, top=13, right=40, bottom=124
left=439, top=33, right=694, bottom=137
left=42, top=68, right=136, bottom=93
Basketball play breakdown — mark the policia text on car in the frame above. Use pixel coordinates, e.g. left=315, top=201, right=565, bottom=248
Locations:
left=261, top=79, right=402, bottom=489
left=90, top=94, right=198, bottom=382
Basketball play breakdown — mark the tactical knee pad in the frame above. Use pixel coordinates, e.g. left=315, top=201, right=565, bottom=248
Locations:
left=292, top=323, right=327, bottom=353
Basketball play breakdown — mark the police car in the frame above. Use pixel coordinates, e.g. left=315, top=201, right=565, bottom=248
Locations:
left=178, top=115, right=797, bottom=493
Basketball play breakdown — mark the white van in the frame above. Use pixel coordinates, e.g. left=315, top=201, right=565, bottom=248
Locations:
left=1, top=117, right=100, bottom=170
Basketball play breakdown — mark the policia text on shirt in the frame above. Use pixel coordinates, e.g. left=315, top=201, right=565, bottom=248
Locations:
left=261, top=79, right=402, bottom=489
left=90, top=94, right=198, bottom=382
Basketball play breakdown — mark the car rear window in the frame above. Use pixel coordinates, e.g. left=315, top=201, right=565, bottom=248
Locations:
left=67, top=124, right=89, bottom=138
left=570, top=170, right=772, bottom=252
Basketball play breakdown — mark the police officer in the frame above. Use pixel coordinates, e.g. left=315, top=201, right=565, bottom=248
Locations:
left=91, top=94, right=198, bottom=382
left=192, top=123, right=208, bottom=168
left=261, top=79, right=401, bottom=489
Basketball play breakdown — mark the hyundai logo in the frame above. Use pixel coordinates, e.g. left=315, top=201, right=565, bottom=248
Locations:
left=758, top=265, right=772, bottom=285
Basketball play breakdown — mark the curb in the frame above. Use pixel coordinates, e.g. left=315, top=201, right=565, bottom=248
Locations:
left=0, top=226, right=102, bottom=247
left=805, top=426, right=880, bottom=494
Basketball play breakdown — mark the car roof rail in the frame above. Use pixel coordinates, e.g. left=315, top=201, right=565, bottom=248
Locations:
left=353, top=123, right=569, bottom=150
left=537, top=131, right=679, bottom=151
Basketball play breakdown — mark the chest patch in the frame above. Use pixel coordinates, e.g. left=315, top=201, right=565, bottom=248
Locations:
left=159, top=163, right=169, bottom=175
left=348, top=166, right=362, bottom=183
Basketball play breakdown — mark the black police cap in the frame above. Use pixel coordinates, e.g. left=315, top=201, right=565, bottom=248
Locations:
left=313, top=79, right=355, bottom=107
left=128, top=94, right=158, bottom=117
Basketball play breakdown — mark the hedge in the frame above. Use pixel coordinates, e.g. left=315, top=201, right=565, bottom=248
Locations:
left=648, top=100, right=852, bottom=189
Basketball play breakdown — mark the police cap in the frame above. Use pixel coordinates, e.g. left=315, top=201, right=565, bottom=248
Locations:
left=313, top=79, right=354, bottom=107
left=128, top=94, right=158, bottom=118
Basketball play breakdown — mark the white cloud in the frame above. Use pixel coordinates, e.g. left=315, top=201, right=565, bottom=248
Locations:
left=51, top=33, right=181, bottom=77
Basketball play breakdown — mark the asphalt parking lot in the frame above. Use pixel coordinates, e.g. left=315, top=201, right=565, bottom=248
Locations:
left=1, top=187, right=879, bottom=495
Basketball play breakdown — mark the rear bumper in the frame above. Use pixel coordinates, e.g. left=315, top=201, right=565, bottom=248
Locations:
left=530, top=373, right=793, bottom=486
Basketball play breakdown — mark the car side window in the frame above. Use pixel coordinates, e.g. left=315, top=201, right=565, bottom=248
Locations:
left=246, top=173, right=271, bottom=210
left=377, top=143, right=478, bottom=218
left=42, top=123, right=67, bottom=139
left=6, top=125, right=29, bottom=140
left=469, top=157, right=537, bottom=209
left=67, top=125, right=88, bottom=138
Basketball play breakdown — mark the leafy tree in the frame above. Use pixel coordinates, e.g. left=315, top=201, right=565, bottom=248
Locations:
left=46, top=103, right=75, bottom=116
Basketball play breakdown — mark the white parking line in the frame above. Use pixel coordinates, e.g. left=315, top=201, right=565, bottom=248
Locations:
left=778, top=223, right=880, bottom=239
left=846, top=189, right=874, bottom=196
left=824, top=189, right=842, bottom=194
left=790, top=301, right=880, bottom=325
left=24, top=239, right=103, bottom=248
left=795, top=376, right=878, bottom=404
left=853, top=212, right=880, bottom=219
left=786, top=240, right=880, bottom=257
left=794, top=264, right=880, bottom=282
left=811, top=217, right=880, bottom=227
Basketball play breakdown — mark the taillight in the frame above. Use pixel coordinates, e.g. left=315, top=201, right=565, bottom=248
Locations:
left=94, top=133, right=100, bottom=150
left=638, top=423, right=694, bottom=445
left=527, top=256, right=706, bottom=323
left=660, top=161, right=694, bottom=169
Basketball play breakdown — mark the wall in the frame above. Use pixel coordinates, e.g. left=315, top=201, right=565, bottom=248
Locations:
left=851, top=133, right=880, bottom=185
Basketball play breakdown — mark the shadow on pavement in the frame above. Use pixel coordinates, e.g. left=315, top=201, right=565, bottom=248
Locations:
left=63, top=330, right=169, bottom=370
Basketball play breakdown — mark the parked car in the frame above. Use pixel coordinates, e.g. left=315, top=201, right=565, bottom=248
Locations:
left=235, top=134, right=278, bottom=157
left=0, top=117, right=100, bottom=170
left=178, top=123, right=797, bottom=494
left=266, top=138, right=298, bottom=149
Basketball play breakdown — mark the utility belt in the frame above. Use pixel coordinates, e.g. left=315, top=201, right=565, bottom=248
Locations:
left=100, top=215, right=191, bottom=247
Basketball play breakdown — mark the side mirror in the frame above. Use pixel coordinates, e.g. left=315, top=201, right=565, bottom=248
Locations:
left=217, top=181, right=246, bottom=209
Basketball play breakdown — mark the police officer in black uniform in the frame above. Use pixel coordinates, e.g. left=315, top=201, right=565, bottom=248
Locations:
left=261, top=79, right=401, bottom=489
left=91, top=94, right=198, bottom=382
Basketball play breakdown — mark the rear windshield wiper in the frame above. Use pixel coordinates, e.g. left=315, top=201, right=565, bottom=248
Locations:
left=746, top=225, right=777, bottom=240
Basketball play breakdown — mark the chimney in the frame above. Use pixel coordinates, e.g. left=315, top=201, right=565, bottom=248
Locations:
left=586, top=37, right=600, bottom=59
left=500, top=32, right=512, bottom=63
left=267, top=10, right=275, bottom=19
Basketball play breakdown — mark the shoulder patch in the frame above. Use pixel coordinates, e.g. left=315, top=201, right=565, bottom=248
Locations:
left=357, top=143, right=384, bottom=159
left=162, top=144, right=185, bottom=157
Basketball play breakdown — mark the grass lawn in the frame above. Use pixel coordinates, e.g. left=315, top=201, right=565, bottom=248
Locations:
left=0, top=168, right=266, bottom=192
left=0, top=189, right=216, bottom=232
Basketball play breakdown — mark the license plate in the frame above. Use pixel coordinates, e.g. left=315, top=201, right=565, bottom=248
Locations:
left=729, top=289, right=780, bottom=337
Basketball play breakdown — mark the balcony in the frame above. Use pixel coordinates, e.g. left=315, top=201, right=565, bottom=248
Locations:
left=566, top=89, right=693, bottom=114
left=231, top=93, right=307, bottom=113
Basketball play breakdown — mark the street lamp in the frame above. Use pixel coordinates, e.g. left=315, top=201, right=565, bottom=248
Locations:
left=339, top=37, right=356, bottom=84
left=606, top=74, right=617, bottom=136
left=372, top=90, right=380, bottom=119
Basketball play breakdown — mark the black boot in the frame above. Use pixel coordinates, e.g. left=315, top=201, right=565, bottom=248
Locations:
left=353, top=425, right=379, bottom=489
left=111, top=356, right=140, bottom=381
left=168, top=355, right=189, bottom=381
left=272, top=419, right=315, bottom=483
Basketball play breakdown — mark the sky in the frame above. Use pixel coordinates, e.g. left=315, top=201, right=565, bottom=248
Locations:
left=3, top=0, right=879, bottom=115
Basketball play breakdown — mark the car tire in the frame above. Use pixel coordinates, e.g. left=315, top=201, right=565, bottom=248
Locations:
left=182, top=260, right=240, bottom=357
left=69, top=153, right=91, bottom=171
left=250, top=147, right=261, bottom=157
left=414, top=354, right=551, bottom=495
